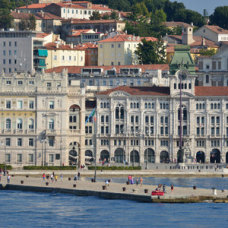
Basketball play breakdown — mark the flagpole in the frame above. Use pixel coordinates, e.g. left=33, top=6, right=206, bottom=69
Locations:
left=94, top=110, right=97, bottom=182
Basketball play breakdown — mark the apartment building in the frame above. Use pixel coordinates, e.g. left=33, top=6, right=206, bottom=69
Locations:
left=45, top=41, right=85, bottom=69
left=0, top=31, right=54, bottom=74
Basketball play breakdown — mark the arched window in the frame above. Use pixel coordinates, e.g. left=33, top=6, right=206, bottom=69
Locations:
left=49, top=119, right=54, bottom=130
left=17, top=118, right=23, bottom=129
left=6, top=118, right=11, bottom=129
left=28, top=119, right=34, bottom=129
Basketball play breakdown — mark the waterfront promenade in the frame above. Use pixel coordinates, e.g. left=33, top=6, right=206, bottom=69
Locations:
left=0, top=174, right=228, bottom=203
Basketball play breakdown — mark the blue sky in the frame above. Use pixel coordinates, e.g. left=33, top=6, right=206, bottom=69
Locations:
left=171, top=0, right=228, bottom=15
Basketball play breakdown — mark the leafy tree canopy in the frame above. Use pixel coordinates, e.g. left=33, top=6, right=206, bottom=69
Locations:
left=210, top=6, right=228, bottom=29
left=89, top=11, right=101, bottom=20
left=135, top=38, right=166, bottom=64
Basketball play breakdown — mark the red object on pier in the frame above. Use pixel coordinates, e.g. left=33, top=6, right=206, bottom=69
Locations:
left=151, top=190, right=164, bottom=196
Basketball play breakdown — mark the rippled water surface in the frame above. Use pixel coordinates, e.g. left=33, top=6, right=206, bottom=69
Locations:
left=0, top=186, right=228, bottom=228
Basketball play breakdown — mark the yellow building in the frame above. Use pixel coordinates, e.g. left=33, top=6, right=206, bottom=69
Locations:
left=98, top=34, right=158, bottom=66
left=45, top=42, right=85, bottom=69
left=98, top=34, right=141, bottom=66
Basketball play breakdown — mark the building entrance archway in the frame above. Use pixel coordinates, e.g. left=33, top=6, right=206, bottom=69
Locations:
left=144, top=148, right=155, bottom=163
left=114, top=148, right=125, bottom=163
left=177, top=149, right=184, bottom=163
left=210, top=149, right=220, bottom=163
left=196, top=151, right=205, bottom=163
left=130, top=150, right=140, bottom=163
left=100, top=150, right=109, bottom=163
left=160, top=151, right=169, bottom=163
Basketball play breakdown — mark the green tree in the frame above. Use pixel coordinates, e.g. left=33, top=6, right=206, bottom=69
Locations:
left=19, top=19, right=28, bottom=30
left=210, top=6, right=228, bottom=29
left=135, top=38, right=166, bottom=64
left=0, top=12, right=12, bottom=30
left=110, top=11, right=119, bottom=20
left=151, top=9, right=166, bottom=26
left=89, top=11, right=101, bottom=20
left=102, top=14, right=110, bottom=20
left=199, top=49, right=216, bottom=56
left=28, top=14, right=36, bottom=30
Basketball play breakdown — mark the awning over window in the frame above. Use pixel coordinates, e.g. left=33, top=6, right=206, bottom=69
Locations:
left=38, top=49, right=48, bottom=57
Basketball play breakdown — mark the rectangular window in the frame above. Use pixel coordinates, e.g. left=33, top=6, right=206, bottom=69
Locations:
left=6, top=138, right=11, bottom=146
left=28, top=154, right=34, bottom=163
left=48, top=137, right=54, bottom=147
left=6, top=101, right=11, bottom=109
left=49, top=154, right=54, bottom=163
left=29, top=138, right=34, bottom=146
left=49, top=101, right=54, bottom=109
left=29, top=101, right=34, bottom=109
left=17, top=100, right=23, bottom=109
left=17, top=138, right=22, bottom=146
left=17, top=154, right=22, bottom=163
left=6, top=154, right=11, bottom=162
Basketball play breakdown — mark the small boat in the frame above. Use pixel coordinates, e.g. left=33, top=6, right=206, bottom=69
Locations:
left=151, top=190, right=164, bottom=196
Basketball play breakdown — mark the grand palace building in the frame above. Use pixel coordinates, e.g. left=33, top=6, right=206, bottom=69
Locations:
left=0, top=46, right=228, bottom=167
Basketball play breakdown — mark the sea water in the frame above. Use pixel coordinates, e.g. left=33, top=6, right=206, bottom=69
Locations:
left=0, top=190, right=228, bottom=228
left=1, top=177, right=228, bottom=227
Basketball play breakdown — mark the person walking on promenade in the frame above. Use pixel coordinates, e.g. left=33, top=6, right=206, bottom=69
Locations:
left=140, top=177, right=143, bottom=186
left=54, top=175, right=58, bottom=182
left=136, top=178, right=139, bottom=185
left=60, top=174, right=63, bottom=182
left=0, top=171, right=2, bottom=182
left=50, top=174, right=54, bottom=183
left=7, top=174, right=11, bottom=184
left=77, top=172, right=80, bottom=180
left=74, top=174, right=77, bottom=181
left=42, top=173, right=46, bottom=181
left=171, top=184, right=174, bottom=191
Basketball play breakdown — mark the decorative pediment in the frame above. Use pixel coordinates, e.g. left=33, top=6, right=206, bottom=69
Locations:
left=109, top=91, right=130, bottom=97
left=172, top=91, right=195, bottom=98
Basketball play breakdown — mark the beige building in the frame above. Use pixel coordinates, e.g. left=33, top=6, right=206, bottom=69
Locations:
left=0, top=70, right=86, bottom=167
left=98, top=34, right=157, bottom=66
left=44, top=2, right=112, bottom=20
left=98, top=34, right=141, bottom=66
left=45, top=42, right=85, bottom=69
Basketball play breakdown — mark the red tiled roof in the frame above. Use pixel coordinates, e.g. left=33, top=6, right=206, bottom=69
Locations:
left=36, top=33, right=50, bottom=38
left=45, top=42, right=85, bottom=51
left=204, top=25, right=228, bottom=34
left=10, top=11, right=32, bottom=19
left=35, top=12, right=62, bottom=20
left=91, top=4, right=112, bottom=11
left=142, top=37, right=158, bottom=42
left=99, top=34, right=141, bottom=43
left=191, top=36, right=218, bottom=48
left=63, top=19, right=124, bottom=24
left=195, top=86, right=228, bottom=96
left=18, top=3, right=50, bottom=9
left=45, top=64, right=169, bottom=74
left=54, top=3, right=85, bottom=9
left=168, top=35, right=182, bottom=40
left=97, top=86, right=170, bottom=96
left=67, top=29, right=93, bottom=37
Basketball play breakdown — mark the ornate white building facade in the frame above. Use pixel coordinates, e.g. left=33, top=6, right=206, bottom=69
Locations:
left=96, top=70, right=228, bottom=166
left=0, top=70, right=87, bottom=167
